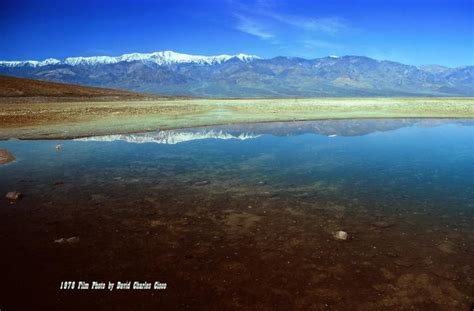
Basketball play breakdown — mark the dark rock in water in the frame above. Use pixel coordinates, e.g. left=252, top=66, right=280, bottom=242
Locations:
left=90, top=194, right=108, bottom=204
left=372, top=221, right=393, bottom=228
left=194, top=181, right=210, bottom=186
left=394, top=259, right=414, bottom=268
left=5, top=191, right=22, bottom=201
left=385, top=251, right=399, bottom=258
left=437, top=241, right=456, bottom=254
left=54, top=236, right=79, bottom=244
left=0, top=149, right=15, bottom=165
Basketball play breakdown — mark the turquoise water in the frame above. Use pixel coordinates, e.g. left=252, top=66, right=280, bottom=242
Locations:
left=0, top=119, right=473, bottom=310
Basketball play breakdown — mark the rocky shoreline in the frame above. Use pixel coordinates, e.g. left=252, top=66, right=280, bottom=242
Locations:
left=0, top=149, right=15, bottom=164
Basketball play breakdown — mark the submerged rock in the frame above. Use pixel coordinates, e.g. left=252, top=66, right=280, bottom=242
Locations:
left=432, top=269, right=459, bottom=281
left=0, top=149, right=15, bottom=165
left=54, top=236, right=80, bottom=244
left=5, top=191, right=22, bottom=201
left=372, top=221, right=393, bottom=228
left=393, top=259, right=414, bottom=268
left=334, top=230, right=349, bottom=240
left=437, top=241, right=456, bottom=254
left=385, top=251, right=400, bottom=258
left=55, top=144, right=63, bottom=151
left=66, top=237, right=80, bottom=243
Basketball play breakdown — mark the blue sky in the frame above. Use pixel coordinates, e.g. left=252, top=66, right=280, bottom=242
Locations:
left=1, top=0, right=473, bottom=67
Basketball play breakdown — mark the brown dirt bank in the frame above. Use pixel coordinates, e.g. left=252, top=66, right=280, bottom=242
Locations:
left=0, top=75, right=184, bottom=103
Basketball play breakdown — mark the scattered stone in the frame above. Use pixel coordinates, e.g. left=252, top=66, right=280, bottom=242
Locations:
left=194, top=180, right=210, bottom=186
left=334, top=230, right=349, bottom=241
left=437, top=241, right=456, bottom=254
left=66, top=237, right=79, bottom=243
left=380, top=267, right=395, bottom=280
left=372, top=221, right=393, bottom=229
left=6, top=191, right=22, bottom=201
left=90, top=194, right=108, bottom=203
left=385, top=251, right=399, bottom=258
left=432, top=269, right=459, bottom=281
left=54, top=236, right=79, bottom=244
left=55, top=144, right=63, bottom=151
left=0, top=149, right=15, bottom=165
left=394, top=259, right=414, bottom=268
left=461, top=265, right=471, bottom=275
left=422, top=257, right=434, bottom=266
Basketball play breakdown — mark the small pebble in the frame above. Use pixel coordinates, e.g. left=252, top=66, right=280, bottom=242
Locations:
left=334, top=230, right=349, bottom=240
left=6, top=191, right=22, bottom=201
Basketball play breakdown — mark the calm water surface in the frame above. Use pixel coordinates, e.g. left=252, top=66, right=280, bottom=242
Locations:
left=0, top=119, right=473, bottom=310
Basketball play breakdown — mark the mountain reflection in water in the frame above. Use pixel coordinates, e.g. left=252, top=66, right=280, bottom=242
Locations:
left=75, top=129, right=259, bottom=144
left=75, top=118, right=474, bottom=144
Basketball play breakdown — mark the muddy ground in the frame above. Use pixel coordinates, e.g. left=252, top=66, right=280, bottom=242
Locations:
left=0, top=178, right=473, bottom=310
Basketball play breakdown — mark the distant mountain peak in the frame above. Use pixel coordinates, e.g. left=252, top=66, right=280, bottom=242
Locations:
left=0, top=51, right=261, bottom=67
left=418, top=64, right=451, bottom=74
left=0, top=58, right=61, bottom=68
left=0, top=52, right=472, bottom=97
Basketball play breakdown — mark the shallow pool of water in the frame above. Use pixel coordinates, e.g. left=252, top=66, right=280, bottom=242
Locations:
left=1, top=119, right=473, bottom=310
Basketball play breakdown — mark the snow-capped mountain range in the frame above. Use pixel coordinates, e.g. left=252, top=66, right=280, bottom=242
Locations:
left=0, top=51, right=260, bottom=67
left=0, top=50, right=472, bottom=97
